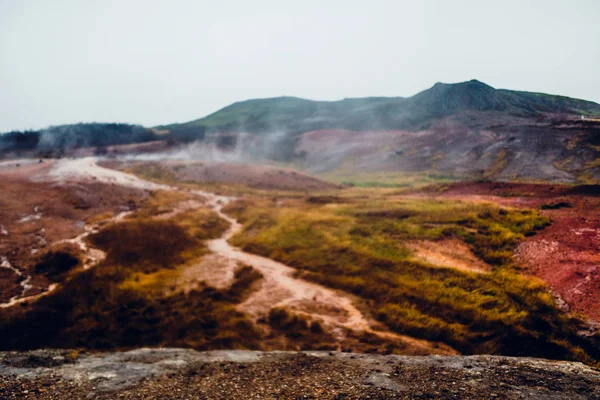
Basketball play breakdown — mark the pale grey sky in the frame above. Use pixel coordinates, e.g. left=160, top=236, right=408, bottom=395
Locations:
left=1, top=0, right=599, bottom=131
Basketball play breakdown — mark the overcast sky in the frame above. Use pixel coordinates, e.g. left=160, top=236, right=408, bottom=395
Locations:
left=1, top=0, right=599, bottom=131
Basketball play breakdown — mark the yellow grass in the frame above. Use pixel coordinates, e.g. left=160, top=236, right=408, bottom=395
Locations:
left=224, top=190, right=594, bottom=363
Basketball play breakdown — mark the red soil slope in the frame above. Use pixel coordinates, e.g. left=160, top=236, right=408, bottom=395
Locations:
left=430, top=183, right=600, bottom=321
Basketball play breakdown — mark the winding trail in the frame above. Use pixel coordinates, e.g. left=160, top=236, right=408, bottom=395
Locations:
left=0, top=256, right=37, bottom=308
left=52, top=210, right=133, bottom=270
left=209, top=201, right=371, bottom=332
left=34, top=157, right=453, bottom=353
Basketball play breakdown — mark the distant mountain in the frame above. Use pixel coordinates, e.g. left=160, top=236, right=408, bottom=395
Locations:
left=408, top=80, right=600, bottom=117
left=158, top=80, right=600, bottom=183
left=161, top=80, right=600, bottom=135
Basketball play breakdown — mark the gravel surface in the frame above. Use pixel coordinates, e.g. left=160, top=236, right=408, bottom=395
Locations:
left=1, top=349, right=599, bottom=399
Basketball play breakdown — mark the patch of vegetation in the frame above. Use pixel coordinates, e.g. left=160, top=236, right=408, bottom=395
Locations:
left=226, top=266, right=263, bottom=302
left=88, top=219, right=197, bottom=270
left=541, top=202, right=572, bottom=210
left=324, top=170, right=454, bottom=189
left=266, top=307, right=335, bottom=350
left=483, top=148, right=508, bottom=178
left=172, top=208, right=231, bottom=241
left=553, top=157, right=574, bottom=172
left=225, top=193, right=595, bottom=363
left=128, top=163, right=177, bottom=183
left=268, top=307, right=324, bottom=337
left=34, top=251, right=79, bottom=282
left=306, top=196, right=348, bottom=204
left=0, top=277, right=261, bottom=350
left=577, top=171, right=598, bottom=184
left=133, top=190, right=192, bottom=218
left=584, top=158, right=600, bottom=170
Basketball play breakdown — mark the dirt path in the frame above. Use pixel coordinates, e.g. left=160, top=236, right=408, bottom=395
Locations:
left=40, top=157, right=453, bottom=354
left=52, top=210, right=133, bottom=270
left=210, top=203, right=373, bottom=333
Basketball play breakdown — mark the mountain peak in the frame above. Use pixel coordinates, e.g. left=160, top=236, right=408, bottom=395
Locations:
left=432, top=79, right=493, bottom=89
left=426, top=80, right=498, bottom=100
left=410, top=79, right=505, bottom=115
left=466, top=78, right=490, bottom=86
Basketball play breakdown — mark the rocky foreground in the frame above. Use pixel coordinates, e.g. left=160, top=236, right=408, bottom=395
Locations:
left=1, top=349, right=599, bottom=399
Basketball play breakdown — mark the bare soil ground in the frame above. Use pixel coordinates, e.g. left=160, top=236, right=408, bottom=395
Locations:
left=405, top=239, right=491, bottom=274
left=515, top=197, right=600, bottom=321
left=415, top=182, right=600, bottom=321
left=110, top=159, right=342, bottom=191
left=173, top=253, right=240, bottom=291
left=1, top=349, right=598, bottom=399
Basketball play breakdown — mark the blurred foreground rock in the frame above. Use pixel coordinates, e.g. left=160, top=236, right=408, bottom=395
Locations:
left=1, top=349, right=599, bottom=399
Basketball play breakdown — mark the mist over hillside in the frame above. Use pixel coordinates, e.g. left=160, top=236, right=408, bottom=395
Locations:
left=158, top=80, right=600, bottom=183
left=3, top=80, right=600, bottom=183
left=162, top=80, right=600, bottom=134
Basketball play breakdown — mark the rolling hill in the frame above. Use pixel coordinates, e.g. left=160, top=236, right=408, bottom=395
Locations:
left=163, top=80, right=600, bottom=133
left=159, top=80, right=600, bottom=183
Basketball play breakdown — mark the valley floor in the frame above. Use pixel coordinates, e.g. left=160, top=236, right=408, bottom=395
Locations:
left=0, top=158, right=450, bottom=354
left=1, top=157, right=599, bottom=365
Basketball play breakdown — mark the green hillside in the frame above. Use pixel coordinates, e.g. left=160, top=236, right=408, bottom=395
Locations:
left=159, top=80, right=600, bottom=139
